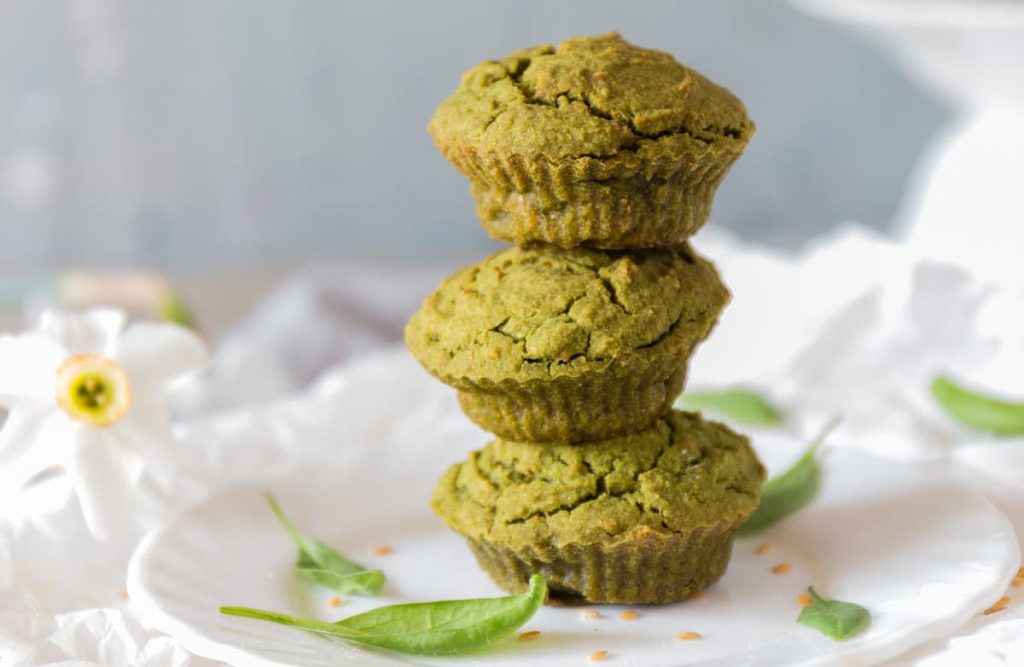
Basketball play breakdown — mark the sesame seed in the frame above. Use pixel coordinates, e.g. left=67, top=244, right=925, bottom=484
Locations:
left=1012, top=576, right=1023, bottom=588
left=588, top=649, right=610, bottom=661
left=328, top=597, right=343, bottom=608
left=675, top=631, right=702, bottom=640
left=374, top=546, right=393, bottom=556
left=690, top=590, right=706, bottom=599
left=518, top=630, right=541, bottom=641
left=797, top=594, right=812, bottom=607
left=619, top=610, right=639, bottom=621
left=755, top=543, right=771, bottom=556
left=119, top=589, right=129, bottom=601
left=578, top=609, right=603, bottom=619
left=772, top=563, right=792, bottom=575
left=984, top=596, right=1010, bottom=615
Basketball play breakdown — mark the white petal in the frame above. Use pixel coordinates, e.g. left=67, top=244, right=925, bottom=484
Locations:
left=67, top=427, right=139, bottom=541
left=38, top=307, right=126, bottom=356
left=0, top=334, right=65, bottom=404
left=0, top=405, right=54, bottom=465
left=0, top=410, right=71, bottom=489
left=111, top=417, right=178, bottom=490
left=113, top=322, right=208, bottom=397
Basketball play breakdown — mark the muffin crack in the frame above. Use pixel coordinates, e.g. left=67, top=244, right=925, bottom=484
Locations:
left=500, top=59, right=726, bottom=152
left=635, top=311, right=686, bottom=350
left=502, top=487, right=635, bottom=527
left=491, top=317, right=525, bottom=344
left=481, top=106, right=510, bottom=133
left=638, top=500, right=672, bottom=531
left=597, top=274, right=630, bottom=314
left=491, top=432, right=685, bottom=529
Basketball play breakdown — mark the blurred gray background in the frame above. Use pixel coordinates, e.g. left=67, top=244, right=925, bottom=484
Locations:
left=0, top=0, right=947, bottom=272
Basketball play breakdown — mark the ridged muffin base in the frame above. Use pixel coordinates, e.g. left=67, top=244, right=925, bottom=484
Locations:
left=465, top=523, right=738, bottom=605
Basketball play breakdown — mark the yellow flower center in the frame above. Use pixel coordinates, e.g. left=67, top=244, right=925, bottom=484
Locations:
left=55, top=354, right=132, bottom=427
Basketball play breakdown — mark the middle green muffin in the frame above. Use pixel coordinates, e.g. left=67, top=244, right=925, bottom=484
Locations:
left=405, top=243, right=728, bottom=442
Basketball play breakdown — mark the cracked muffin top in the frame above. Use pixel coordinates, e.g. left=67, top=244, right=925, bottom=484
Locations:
left=404, top=243, right=729, bottom=384
left=431, top=410, right=764, bottom=548
left=429, top=32, right=754, bottom=172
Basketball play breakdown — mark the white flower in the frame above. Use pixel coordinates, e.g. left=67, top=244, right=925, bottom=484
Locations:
left=0, top=308, right=207, bottom=540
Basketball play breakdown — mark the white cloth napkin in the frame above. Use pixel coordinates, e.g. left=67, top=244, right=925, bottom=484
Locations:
left=2, top=224, right=1022, bottom=665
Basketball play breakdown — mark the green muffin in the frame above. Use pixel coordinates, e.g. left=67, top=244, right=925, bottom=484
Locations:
left=429, top=32, right=754, bottom=249
left=431, top=410, right=764, bottom=604
left=405, top=243, right=728, bottom=443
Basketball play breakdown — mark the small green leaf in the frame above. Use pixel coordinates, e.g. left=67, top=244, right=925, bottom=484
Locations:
left=300, top=568, right=387, bottom=596
left=221, top=574, right=547, bottom=656
left=677, top=388, right=782, bottom=426
left=931, top=376, right=1024, bottom=436
left=738, top=418, right=839, bottom=535
left=797, top=586, right=871, bottom=641
left=267, top=495, right=385, bottom=595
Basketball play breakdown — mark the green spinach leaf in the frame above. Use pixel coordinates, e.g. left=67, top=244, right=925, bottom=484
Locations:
left=267, top=495, right=385, bottom=595
left=931, top=376, right=1024, bottom=436
left=221, top=574, right=547, bottom=656
left=738, top=418, right=839, bottom=535
left=677, top=388, right=782, bottom=426
left=797, top=586, right=871, bottom=641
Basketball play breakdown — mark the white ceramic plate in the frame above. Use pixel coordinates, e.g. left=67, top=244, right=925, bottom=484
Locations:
left=128, top=350, right=1019, bottom=667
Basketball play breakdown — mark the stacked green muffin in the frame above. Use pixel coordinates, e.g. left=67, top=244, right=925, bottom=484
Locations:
left=406, top=33, right=764, bottom=605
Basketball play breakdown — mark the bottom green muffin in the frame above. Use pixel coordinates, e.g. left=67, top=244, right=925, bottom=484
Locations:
left=431, top=410, right=764, bottom=604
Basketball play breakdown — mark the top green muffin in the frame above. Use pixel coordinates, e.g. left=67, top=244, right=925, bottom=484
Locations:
left=429, top=32, right=755, bottom=248
left=431, top=32, right=752, bottom=166
left=405, top=242, right=727, bottom=386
